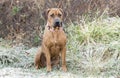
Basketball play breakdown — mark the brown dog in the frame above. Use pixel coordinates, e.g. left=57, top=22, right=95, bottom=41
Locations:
left=34, top=8, right=67, bottom=72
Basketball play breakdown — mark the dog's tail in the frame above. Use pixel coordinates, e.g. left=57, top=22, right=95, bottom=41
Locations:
left=34, top=47, right=46, bottom=69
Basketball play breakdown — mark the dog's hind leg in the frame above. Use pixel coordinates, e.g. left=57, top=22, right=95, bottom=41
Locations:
left=34, top=47, right=46, bottom=69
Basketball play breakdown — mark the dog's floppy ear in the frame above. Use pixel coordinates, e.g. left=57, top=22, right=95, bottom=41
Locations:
left=42, top=9, right=50, bottom=20
left=59, top=8, right=67, bottom=17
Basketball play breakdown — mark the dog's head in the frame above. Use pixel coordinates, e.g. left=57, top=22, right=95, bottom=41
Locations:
left=43, top=8, right=65, bottom=28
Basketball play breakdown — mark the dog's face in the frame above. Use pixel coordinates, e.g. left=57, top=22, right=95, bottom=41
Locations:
left=43, top=8, right=64, bottom=28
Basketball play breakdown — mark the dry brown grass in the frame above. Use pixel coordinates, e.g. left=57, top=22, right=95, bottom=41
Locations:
left=0, top=0, right=120, bottom=46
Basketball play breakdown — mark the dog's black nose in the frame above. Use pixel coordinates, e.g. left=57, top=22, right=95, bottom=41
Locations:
left=55, top=21, right=60, bottom=26
left=54, top=18, right=62, bottom=28
left=54, top=22, right=60, bottom=27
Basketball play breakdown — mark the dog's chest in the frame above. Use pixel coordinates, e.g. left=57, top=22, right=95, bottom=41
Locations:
left=49, top=31, right=66, bottom=55
left=50, top=43, right=61, bottom=56
left=50, top=33, right=62, bottom=51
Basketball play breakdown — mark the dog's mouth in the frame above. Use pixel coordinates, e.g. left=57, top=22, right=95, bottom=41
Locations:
left=53, top=22, right=62, bottom=28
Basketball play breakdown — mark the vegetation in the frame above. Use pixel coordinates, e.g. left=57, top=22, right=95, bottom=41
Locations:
left=0, top=15, right=120, bottom=77
left=0, top=0, right=120, bottom=77
left=0, top=0, right=120, bottom=46
left=67, top=16, right=120, bottom=77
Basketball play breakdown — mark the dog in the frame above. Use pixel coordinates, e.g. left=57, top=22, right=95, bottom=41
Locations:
left=34, top=8, right=67, bottom=72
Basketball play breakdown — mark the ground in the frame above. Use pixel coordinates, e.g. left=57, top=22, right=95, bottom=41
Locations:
left=0, top=17, right=120, bottom=78
left=0, top=44, right=81, bottom=78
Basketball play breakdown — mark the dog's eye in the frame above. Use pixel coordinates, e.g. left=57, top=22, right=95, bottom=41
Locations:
left=58, top=14, right=61, bottom=17
left=50, top=14, right=54, bottom=17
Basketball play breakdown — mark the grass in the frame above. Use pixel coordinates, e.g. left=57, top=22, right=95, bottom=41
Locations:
left=12, top=6, right=20, bottom=15
left=66, top=16, right=120, bottom=77
left=0, top=16, right=120, bottom=78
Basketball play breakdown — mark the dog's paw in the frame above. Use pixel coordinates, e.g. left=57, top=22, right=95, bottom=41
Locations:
left=35, top=65, right=39, bottom=69
left=62, top=66, right=67, bottom=72
left=47, top=66, right=52, bottom=72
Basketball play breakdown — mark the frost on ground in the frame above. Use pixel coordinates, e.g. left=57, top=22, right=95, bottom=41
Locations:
left=0, top=67, right=79, bottom=78
left=0, top=17, right=120, bottom=78
left=0, top=40, right=119, bottom=78
left=0, top=44, right=80, bottom=78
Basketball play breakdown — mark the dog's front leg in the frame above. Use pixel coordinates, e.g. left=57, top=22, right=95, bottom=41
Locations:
left=43, top=45, right=51, bottom=72
left=61, top=46, right=67, bottom=72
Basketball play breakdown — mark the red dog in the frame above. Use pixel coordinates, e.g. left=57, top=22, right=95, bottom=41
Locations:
left=34, top=8, right=67, bottom=72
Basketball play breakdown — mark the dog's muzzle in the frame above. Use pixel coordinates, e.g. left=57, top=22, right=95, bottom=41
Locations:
left=53, top=19, right=62, bottom=28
